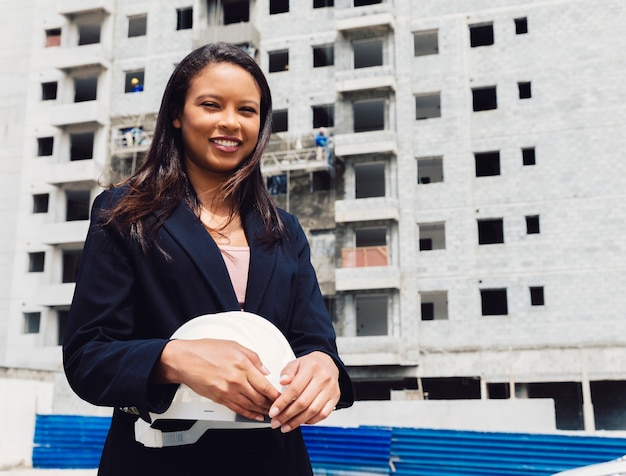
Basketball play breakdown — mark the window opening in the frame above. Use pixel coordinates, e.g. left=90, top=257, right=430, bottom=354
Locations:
left=469, top=23, right=494, bottom=47
left=24, top=312, right=41, bottom=334
left=530, top=286, right=544, bottom=306
left=313, top=45, right=334, bottom=67
left=353, top=38, right=383, bottom=69
left=420, top=291, right=448, bottom=320
left=266, top=175, right=287, bottom=195
left=353, top=99, right=385, bottom=132
left=224, top=1, right=249, bottom=24
left=176, top=7, right=193, bottom=30
left=311, top=170, right=331, bottom=192
left=66, top=190, right=90, bottom=221
left=125, top=71, right=145, bottom=93
left=56, top=310, right=69, bottom=346
left=272, top=110, right=288, bottom=132
left=475, top=151, right=500, bottom=177
left=269, top=0, right=289, bottom=14
left=37, top=137, right=54, bottom=156
left=354, top=0, right=382, bottom=5
left=480, top=288, right=508, bottom=315
left=42, top=82, right=57, bottom=101
left=477, top=218, right=504, bottom=244
left=314, top=0, right=334, bottom=7
left=419, top=222, right=445, bottom=250
left=355, top=162, right=385, bottom=198
left=417, top=156, right=444, bottom=184
left=515, top=17, right=528, bottom=35
left=415, top=92, right=441, bottom=120
left=414, top=29, right=438, bottom=56
left=524, top=382, right=583, bottom=430
left=522, top=147, right=536, bottom=166
left=45, top=28, right=61, bottom=47
left=487, top=382, right=511, bottom=399
left=268, top=50, right=289, bottom=72
left=128, top=15, right=147, bottom=37
left=518, top=81, right=532, bottom=99
left=33, top=194, right=49, bottom=214
left=74, top=77, right=98, bottom=102
left=472, top=86, right=497, bottom=111
left=526, top=215, right=540, bottom=234
left=312, top=104, right=334, bottom=128
left=78, top=23, right=101, bottom=45
left=70, top=132, right=94, bottom=161
left=28, top=252, right=45, bottom=272
left=62, top=249, right=83, bottom=283
left=356, top=294, right=388, bottom=336
left=355, top=227, right=386, bottom=247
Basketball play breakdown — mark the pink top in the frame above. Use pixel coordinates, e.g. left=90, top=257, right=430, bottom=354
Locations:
left=218, top=245, right=250, bottom=309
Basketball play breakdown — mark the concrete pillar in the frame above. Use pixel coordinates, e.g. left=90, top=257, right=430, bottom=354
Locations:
left=581, top=369, right=596, bottom=431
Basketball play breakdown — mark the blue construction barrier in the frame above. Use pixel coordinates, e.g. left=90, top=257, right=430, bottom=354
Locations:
left=32, top=414, right=626, bottom=475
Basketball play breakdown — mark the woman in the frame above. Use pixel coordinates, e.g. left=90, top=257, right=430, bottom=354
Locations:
left=63, top=42, right=354, bottom=475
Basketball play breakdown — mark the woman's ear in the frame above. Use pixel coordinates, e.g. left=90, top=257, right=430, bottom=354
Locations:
left=173, top=117, right=181, bottom=129
left=171, top=106, right=182, bottom=129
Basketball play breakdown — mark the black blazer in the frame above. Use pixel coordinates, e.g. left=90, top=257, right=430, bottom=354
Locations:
left=63, top=188, right=354, bottom=476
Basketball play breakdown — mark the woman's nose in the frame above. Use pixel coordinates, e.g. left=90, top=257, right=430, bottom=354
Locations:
left=218, top=108, right=239, bottom=130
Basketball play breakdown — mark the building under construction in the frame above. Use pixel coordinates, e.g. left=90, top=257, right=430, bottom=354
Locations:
left=1, top=0, right=626, bottom=438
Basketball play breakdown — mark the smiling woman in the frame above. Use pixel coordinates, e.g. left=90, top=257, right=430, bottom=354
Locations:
left=62, top=42, right=354, bottom=476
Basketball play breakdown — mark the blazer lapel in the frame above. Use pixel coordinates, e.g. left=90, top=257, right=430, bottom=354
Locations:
left=243, top=212, right=277, bottom=314
left=160, top=201, right=240, bottom=311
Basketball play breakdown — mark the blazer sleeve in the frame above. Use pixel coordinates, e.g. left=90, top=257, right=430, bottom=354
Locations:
left=278, top=212, right=355, bottom=410
left=62, top=191, right=176, bottom=421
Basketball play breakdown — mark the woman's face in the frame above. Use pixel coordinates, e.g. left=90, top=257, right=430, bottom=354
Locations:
left=173, top=62, right=261, bottom=182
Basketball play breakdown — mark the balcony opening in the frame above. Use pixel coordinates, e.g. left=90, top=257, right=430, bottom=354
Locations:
left=487, top=382, right=511, bottom=399
left=33, top=194, right=49, bottom=214
left=56, top=309, right=69, bottom=346
left=422, top=377, right=481, bottom=400
left=469, top=23, right=494, bottom=47
left=420, top=291, right=448, bottom=320
left=271, top=109, right=288, bottom=132
left=480, top=288, right=508, bottom=315
left=354, top=0, right=382, bottom=5
left=125, top=71, right=145, bottom=93
left=530, top=286, right=544, bottom=306
left=415, top=92, right=441, bottom=120
left=526, top=215, right=540, bottom=234
left=74, top=76, right=98, bottom=102
left=353, top=38, right=383, bottom=69
left=128, top=14, right=147, bottom=37
left=477, top=218, right=504, bottom=244
left=522, top=147, right=536, bottom=166
left=515, top=17, right=528, bottom=35
left=266, top=174, right=287, bottom=195
left=353, top=99, right=385, bottom=132
left=356, top=294, right=388, bottom=336
left=419, top=222, right=445, bottom=251
left=23, top=312, right=41, bottom=334
left=343, top=227, right=387, bottom=268
left=62, top=249, right=83, bottom=283
left=518, top=81, right=532, bottom=99
left=414, top=29, right=438, bottom=57
left=78, top=23, right=101, bottom=46
left=223, top=1, right=250, bottom=24
left=523, top=382, right=583, bottom=430
left=356, top=227, right=386, bottom=248
left=417, top=156, right=443, bottom=184
left=28, top=252, right=45, bottom=273
left=70, top=132, right=94, bottom=161
left=37, top=137, right=54, bottom=156
left=66, top=190, right=90, bottom=221
left=45, top=28, right=61, bottom=47
left=472, top=86, right=497, bottom=111
left=314, top=0, right=334, bottom=7
left=176, top=7, right=193, bottom=30
left=590, top=381, right=626, bottom=430
left=268, top=49, right=289, bottom=72
left=269, top=0, right=289, bottom=14
left=42, top=82, right=58, bottom=101
left=312, top=104, right=334, bottom=128
left=355, top=162, right=385, bottom=198
left=311, top=170, right=332, bottom=192
left=475, top=151, right=500, bottom=177
left=313, top=45, right=334, bottom=67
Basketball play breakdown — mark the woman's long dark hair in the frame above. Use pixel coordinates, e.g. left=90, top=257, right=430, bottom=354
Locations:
left=104, top=42, right=283, bottom=251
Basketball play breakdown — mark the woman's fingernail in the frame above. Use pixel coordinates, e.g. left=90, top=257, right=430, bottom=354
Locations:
left=281, top=424, right=291, bottom=433
left=271, top=419, right=281, bottom=429
left=269, top=406, right=279, bottom=418
left=261, top=365, right=270, bottom=375
left=255, top=415, right=265, bottom=422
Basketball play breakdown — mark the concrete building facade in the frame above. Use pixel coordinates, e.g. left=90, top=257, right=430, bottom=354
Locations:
left=2, top=0, right=626, bottom=434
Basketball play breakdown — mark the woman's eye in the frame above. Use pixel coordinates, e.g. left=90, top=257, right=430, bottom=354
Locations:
left=240, top=107, right=257, bottom=114
left=202, top=102, right=219, bottom=109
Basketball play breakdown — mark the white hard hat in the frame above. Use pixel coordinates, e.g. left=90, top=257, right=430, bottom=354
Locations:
left=135, top=311, right=296, bottom=447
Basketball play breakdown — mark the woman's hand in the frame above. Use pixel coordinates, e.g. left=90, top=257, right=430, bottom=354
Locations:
left=268, top=351, right=340, bottom=433
left=153, top=338, right=282, bottom=422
